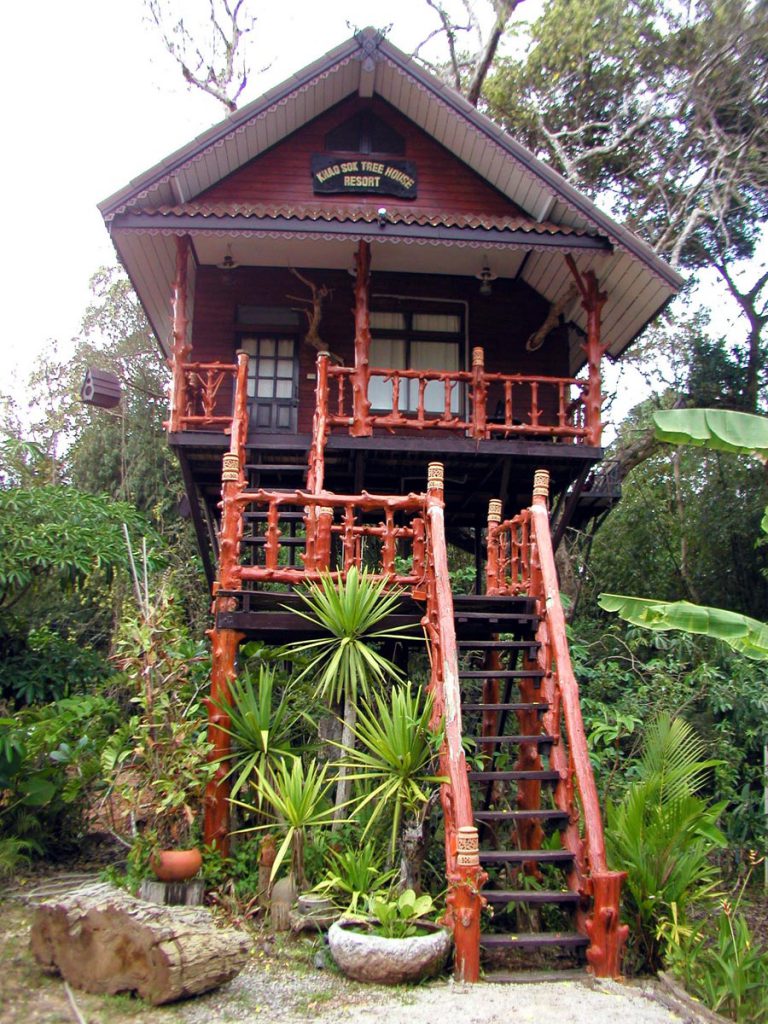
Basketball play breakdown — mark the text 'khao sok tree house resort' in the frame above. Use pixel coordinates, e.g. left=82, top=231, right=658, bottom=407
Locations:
left=99, top=30, right=682, bottom=982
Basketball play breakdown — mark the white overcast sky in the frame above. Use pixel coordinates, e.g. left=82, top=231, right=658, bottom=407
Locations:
left=0, top=0, right=751, bottom=424
left=1, top=0, right=533, bottom=402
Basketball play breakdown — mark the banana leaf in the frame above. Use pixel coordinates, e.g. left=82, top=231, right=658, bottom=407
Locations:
left=598, top=593, right=768, bottom=660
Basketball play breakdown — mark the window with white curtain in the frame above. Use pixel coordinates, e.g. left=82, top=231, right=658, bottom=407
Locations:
left=368, top=310, right=463, bottom=415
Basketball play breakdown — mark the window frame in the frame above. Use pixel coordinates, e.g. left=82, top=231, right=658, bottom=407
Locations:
left=368, top=307, right=465, bottom=416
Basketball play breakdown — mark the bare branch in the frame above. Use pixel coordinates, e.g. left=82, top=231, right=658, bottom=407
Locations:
left=423, top=0, right=467, bottom=92
left=145, top=0, right=264, bottom=112
left=466, top=0, right=525, bottom=107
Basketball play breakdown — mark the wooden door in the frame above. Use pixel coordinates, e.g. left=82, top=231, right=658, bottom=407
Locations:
left=242, top=336, right=298, bottom=432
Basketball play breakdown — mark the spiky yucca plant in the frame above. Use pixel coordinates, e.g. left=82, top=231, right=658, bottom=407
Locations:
left=234, top=757, right=337, bottom=891
left=339, top=683, right=445, bottom=871
left=282, top=568, right=418, bottom=816
left=214, top=664, right=310, bottom=811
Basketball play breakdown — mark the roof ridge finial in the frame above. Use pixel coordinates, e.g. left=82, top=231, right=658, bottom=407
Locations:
left=353, top=26, right=388, bottom=71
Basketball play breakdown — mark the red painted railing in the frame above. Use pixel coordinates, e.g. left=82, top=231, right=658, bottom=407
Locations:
left=220, top=487, right=429, bottom=591
left=168, top=360, right=240, bottom=432
left=166, top=348, right=594, bottom=444
left=485, top=472, right=628, bottom=977
left=325, top=347, right=593, bottom=443
left=422, top=463, right=486, bottom=982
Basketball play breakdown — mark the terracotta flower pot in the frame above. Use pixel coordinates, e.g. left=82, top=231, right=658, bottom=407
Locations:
left=150, top=848, right=203, bottom=882
left=328, top=918, right=452, bottom=984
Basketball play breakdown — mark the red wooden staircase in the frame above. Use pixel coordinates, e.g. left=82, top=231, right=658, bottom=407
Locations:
left=203, top=353, right=628, bottom=982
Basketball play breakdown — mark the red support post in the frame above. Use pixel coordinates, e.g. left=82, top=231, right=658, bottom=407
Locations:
left=565, top=255, right=608, bottom=448
left=316, top=506, right=334, bottom=570
left=351, top=240, right=373, bottom=437
left=486, top=499, right=501, bottom=594
left=307, top=352, right=329, bottom=494
left=168, top=235, right=192, bottom=433
left=204, top=623, right=243, bottom=853
left=587, top=872, right=630, bottom=978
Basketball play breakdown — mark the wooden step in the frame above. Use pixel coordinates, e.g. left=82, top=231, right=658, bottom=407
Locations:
left=468, top=770, right=560, bottom=783
left=457, top=640, right=540, bottom=650
left=479, top=850, right=573, bottom=865
left=473, top=735, right=555, bottom=746
left=460, top=669, right=544, bottom=679
left=474, top=810, right=568, bottom=823
left=462, top=702, right=549, bottom=713
left=480, top=932, right=587, bottom=950
left=482, top=969, right=588, bottom=983
left=482, top=890, right=580, bottom=905
left=455, top=612, right=537, bottom=623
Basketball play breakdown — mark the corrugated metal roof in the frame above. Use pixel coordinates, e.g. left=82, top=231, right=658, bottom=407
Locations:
left=133, top=202, right=593, bottom=236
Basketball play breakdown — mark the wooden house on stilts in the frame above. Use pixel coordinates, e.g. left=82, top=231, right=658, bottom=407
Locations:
left=100, top=29, right=682, bottom=981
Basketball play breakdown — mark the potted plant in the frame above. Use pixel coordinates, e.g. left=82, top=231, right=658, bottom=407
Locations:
left=328, top=889, right=452, bottom=984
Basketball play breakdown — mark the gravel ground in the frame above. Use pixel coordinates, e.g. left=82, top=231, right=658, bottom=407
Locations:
left=2, top=871, right=706, bottom=1024
left=181, top=966, right=693, bottom=1024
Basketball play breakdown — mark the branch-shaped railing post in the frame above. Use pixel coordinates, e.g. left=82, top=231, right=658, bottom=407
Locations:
left=203, top=350, right=248, bottom=853
left=566, top=256, right=608, bottom=448
left=307, top=352, right=330, bottom=494
left=528, top=469, right=628, bottom=976
left=425, top=462, right=486, bottom=981
left=471, top=346, right=488, bottom=439
left=485, top=498, right=502, bottom=593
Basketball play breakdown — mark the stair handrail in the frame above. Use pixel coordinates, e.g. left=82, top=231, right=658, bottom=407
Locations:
left=205, top=349, right=249, bottom=853
left=488, top=469, right=628, bottom=977
left=423, top=462, right=486, bottom=983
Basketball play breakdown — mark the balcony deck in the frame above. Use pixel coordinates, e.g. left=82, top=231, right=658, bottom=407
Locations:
left=171, top=428, right=602, bottom=524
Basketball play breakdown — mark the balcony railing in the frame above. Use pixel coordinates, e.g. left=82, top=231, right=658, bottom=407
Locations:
left=167, top=347, right=597, bottom=445
left=325, top=348, right=593, bottom=444
left=168, top=361, right=239, bottom=432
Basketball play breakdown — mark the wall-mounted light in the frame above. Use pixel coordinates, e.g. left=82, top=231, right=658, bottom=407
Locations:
left=377, top=206, right=389, bottom=229
left=476, top=263, right=497, bottom=296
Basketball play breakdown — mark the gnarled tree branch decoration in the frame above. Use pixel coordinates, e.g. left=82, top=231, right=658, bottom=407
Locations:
left=287, top=269, right=342, bottom=364
left=526, top=282, right=578, bottom=352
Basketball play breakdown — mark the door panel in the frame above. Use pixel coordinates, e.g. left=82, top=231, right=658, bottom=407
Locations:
left=242, top=336, right=298, bottom=432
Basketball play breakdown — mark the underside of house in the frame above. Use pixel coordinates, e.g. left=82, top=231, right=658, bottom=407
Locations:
left=100, top=29, right=682, bottom=982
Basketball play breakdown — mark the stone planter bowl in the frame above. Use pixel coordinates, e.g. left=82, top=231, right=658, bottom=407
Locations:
left=328, top=918, right=452, bottom=984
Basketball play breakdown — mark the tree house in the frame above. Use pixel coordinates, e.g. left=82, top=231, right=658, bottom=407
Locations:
left=100, top=29, right=681, bottom=982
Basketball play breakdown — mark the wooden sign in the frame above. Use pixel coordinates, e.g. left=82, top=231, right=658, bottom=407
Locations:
left=311, top=155, right=417, bottom=198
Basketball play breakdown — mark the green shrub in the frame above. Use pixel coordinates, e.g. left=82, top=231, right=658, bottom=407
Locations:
left=606, top=714, right=726, bottom=972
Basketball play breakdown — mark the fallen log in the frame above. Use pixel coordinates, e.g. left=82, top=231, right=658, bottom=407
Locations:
left=30, top=882, right=250, bottom=1005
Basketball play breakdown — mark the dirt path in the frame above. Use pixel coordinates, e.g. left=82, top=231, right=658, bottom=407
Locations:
left=1, top=875, right=702, bottom=1024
